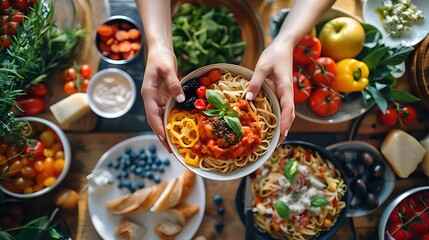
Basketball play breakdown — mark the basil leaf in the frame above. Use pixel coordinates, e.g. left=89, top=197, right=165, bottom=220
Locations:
left=362, top=46, right=389, bottom=70
left=274, top=200, right=289, bottom=219
left=390, top=89, right=420, bottom=102
left=366, top=85, right=388, bottom=113
left=284, top=159, right=299, bottom=183
left=225, top=109, right=239, bottom=118
left=203, top=109, right=223, bottom=117
left=224, top=116, right=243, bottom=139
left=311, top=197, right=329, bottom=207
left=206, top=90, right=229, bottom=111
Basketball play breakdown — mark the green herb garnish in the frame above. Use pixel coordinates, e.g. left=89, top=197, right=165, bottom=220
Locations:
left=274, top=200, right=290, bottom=219
left=203, top=90, right=243, bottom=139
left=310, top=197, right=329, bottom=207
left=284, top=159, right=299, bottom=183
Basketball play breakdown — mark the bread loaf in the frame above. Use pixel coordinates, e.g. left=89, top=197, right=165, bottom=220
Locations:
left=168, top=204, right=200, bottom=225
left=115, top=218, right=146, bottom=240
left=154, top=219, right=183, bottom=240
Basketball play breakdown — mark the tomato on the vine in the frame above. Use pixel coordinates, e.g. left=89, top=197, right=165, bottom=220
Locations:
left=80, top=79, right=90, bottom=93
left=388, top=222, right=414, bottom=240
left=12, top=0, right=29, bottom=13
left=379, top=108, right=398, bottom=126
left=292, top=72, right=312, bottom=104
left=64, top=81, right=78, bottom=95
left=0, top=0, right=10, bottom=11
left=293, top=35, right=322, bottom=65
left=63, top=67, right=76, bottom=82
left=0, top=15, right=8, bottom=26
left=6, top=21, right=18, bottom=35
left=0, top=35, right=11, bottom=49
left=10, top=11, right=24, bottom=23
left=24, top=140, right=45, bottom=160
left=80, top=64, right=92, bottom=78
left=399, top=105, right=417, bottom=124
left=308, top=87, right=341, bottom=117
left=306, top=57, right=336, bottom=86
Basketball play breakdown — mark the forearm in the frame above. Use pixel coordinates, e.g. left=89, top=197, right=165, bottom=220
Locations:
left=136, top=0, right=173, bottom=50
left=276, top=0, right=336, bottom=46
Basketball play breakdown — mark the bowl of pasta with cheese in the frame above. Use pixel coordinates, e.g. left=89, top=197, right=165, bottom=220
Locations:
left=163, top=63, right=281, bottom=181
left=235, top=141, right=350, bottom=240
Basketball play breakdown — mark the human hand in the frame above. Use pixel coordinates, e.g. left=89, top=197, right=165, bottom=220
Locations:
left=141, top=46, right=185, bottom=152
left=245, top=38, right=296, bottom=145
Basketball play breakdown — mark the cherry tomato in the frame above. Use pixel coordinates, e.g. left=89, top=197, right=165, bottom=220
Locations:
left=127, top=28, right=140, bottom=40
left=16, top=96, right=45, bottom=116
left=399, top=105, right=417, bottom=124
left=409, top=212, right=429, bottom=232
left=80, top=78, right=90, bottom=93
left=0, top=0, right=10, bottom=11
left=308, top=87, right=341, bottom=117
left=207, top=68, right=222, bottom=83
left=64, top=81, right=77, bottom=95
left=388, top=222, right=413, bottom=240
left=417, top=232, right=429, bottom=240
left=24, top=140, right=45, bottom=160
left=12, top=0, right=29, bottom=13
left=26, top=83, right=48, bottom=97
left=63, top=67, right=76, bottom=82
left=388, top=207, right=404, bottom=224
left=306, top=57, right=336, bottom=86
left=194, top=99, right=207, bottom=110
left=293, top=35, right=322, bottom=65
left=21, top=166, right=36, bottom=178
left=199, top=76, right=211, bottom=87
left=10, top=11, right=24, bottom=23
left=379, top=107, right=398, bottom=126
left=0, top=15, right=8, bottom=26
left=196, top=86, right=206, bottom=99
left=0, top=34, right=11, bottom=49
left=79, top=64, right=92, bottom=78
left=0, top=142, right=8, bottom=154
left=6, top=160, right=23, bottom=177
left=6, top=21, right=18, bottom=35
left=291, top=213, right=309, bottom=229
left=97, top=24, right=115, bottom=38
left=292, top=72, right=312, bottom=104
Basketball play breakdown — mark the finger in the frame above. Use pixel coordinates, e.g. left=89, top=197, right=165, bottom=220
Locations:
left=141, top=90, right=169, bottom=146
left=276, top=82, right=295, bottom=146
left=246, top=63, right=271, bottom=100
left=160, top=67, right=185, bottom=103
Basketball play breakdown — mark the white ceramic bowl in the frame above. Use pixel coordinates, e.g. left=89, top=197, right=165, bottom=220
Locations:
left=363, top=0, right=429, bottom=47
left=378, top=186, right=429, bottom=239
left=164, top=63, right=281, bottom=181
left=327, top=141, right=396, bottom=217
left=87, top=68, right=136, bottom=118
left=0, top=117, right=71, bottom=198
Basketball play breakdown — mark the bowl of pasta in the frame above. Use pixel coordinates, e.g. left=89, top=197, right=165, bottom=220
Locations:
left=235, top=141, right=350, bottom=240
left=163, top=63, right=281, bottom=181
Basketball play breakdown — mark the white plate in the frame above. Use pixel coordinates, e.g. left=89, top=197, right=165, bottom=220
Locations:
left=363, top=0, right=429, bottom=47
left=88, top=135, right=206, bottom=240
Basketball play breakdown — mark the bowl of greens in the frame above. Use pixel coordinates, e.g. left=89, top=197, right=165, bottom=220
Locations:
left=171, top=0, right=264, bottom=76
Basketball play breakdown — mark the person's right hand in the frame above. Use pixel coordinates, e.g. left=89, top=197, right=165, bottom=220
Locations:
left=141, top=46, right=185, bottom=152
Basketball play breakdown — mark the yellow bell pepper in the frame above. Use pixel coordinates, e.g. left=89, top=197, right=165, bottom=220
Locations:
left=333, top=59, right=369, bottom=93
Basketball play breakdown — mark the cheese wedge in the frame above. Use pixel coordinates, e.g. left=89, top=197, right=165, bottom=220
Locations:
left=420, top=133, right=429, bottom=177
left=381, top=129, right=427, bottom=178
left=50, top=93, right=90, bottom=125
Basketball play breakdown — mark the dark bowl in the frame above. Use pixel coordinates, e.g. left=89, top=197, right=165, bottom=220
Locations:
left=235, top=140, right=351, bottom=240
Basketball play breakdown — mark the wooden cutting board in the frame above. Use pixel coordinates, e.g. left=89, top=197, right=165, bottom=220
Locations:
left=40, top=0, right=110, bottom=132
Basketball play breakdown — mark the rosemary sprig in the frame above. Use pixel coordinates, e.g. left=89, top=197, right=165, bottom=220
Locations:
left=0, top=1, right=86, bottom=143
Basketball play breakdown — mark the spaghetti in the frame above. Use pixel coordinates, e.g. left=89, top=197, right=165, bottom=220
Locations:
left=166, top=69, right=278, bottom=173
left=251, top=145, right=347, bottom=239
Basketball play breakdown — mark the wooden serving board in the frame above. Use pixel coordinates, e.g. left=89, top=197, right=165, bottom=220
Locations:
left=39, top=0, right=110, bottom=132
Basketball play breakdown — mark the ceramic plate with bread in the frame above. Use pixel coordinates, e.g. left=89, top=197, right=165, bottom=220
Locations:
left=88, top=135, right=205, bottom=240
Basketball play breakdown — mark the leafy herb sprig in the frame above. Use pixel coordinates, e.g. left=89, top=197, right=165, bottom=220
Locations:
left=357, top=23, right=420, bottom=113
left=0, top=1, right=86, bottom=143
left=203, top=90, right=243, bottom=139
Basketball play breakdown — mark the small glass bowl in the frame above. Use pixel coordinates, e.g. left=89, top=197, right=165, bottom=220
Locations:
left=95, top=15, right=143, bottom=64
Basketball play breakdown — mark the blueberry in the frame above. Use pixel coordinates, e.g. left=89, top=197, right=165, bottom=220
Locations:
left=137, top=182, right=145, bottom=189
left=129, top=164, right=137, bottom=172
left=157, top=165, right=165, bottom=173
left=121, top=154, right=130, bottom=162
left=122, top=171, right=129, bottom=178
left=214, top=221, right=224, bottom=232
left=155, top=158, right=162, bottom=166
left=116, top=173, right=123, bottom=180
left=116, top=156, right=122, bottom=162
left=213, top=194, right=223, bottom=204
left=163, top=158, right=171, bottom=166
left=125, top=147, right=133, bottom=154
left=123, top=159, right=132, bottom=167
left=139, top=148, right=146, bottom=154
left=145, top=165, right=151, bottom=171
left=107, top=162, right=114, bottom=168
left=148, top=145, right=157, bottom=154
left=117, top=182, right=125, bottom=188
left=139, top=172, right=146, bottom=178
left=130, top=151, right=139, bottom=160
left=146, top=171, right=154, bottom=179
left=122, top=180, right=132, bottom=188
left=139, top=153, right=148, bottom=161
left=151, top=164, right=158, bottom=170
left=147, top=158, right=153, bottom=165
left=217, top=207, right=225, bottom=216
left=150, top=154, right=157, bottom=161
left=153, top=175, right=161, bottom=183
left=135, top=167, right=143, bottom=175
left=111, top=162, right=120, bottom=169
left=138, top=160, right=147, bottom=166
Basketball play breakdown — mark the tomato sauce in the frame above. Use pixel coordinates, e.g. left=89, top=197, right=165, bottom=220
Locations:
left=192, top=100, right=262, bottom=160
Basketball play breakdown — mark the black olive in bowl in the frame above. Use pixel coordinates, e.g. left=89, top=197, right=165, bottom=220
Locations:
left=327, top=140, right=395, bottom=217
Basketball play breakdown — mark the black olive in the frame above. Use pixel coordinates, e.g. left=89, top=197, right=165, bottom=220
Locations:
left=358, top=152, right=374, bottom=167
left=365, top=193, right=379, bottom=210
left=356, top=163, right=366, bottom=178
left=344, top=162, right=358, bottom=179
left=369, top=161, right=386, bottom=178
left=367, top=177, right=384, bottom=194
left=352, top=178, right=367, bottom=198
left=333, top=150, right=347, bottom=163
left=350, top=196, right=362, bottom=208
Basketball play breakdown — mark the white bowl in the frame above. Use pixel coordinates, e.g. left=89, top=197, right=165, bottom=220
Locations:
left=164, top=63, right=281, bottom=181
left=87, top=68, right=136, bottom=118
left=363, top=0, right=429, bottom=47
left=0, top=117, right=72, bottom=198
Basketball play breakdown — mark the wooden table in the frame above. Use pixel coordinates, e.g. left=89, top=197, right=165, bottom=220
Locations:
left=12, top=0, right=429, bottom=240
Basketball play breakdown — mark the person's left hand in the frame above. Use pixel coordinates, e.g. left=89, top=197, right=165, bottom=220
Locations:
left=245, top=37, right=296, bottom=145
